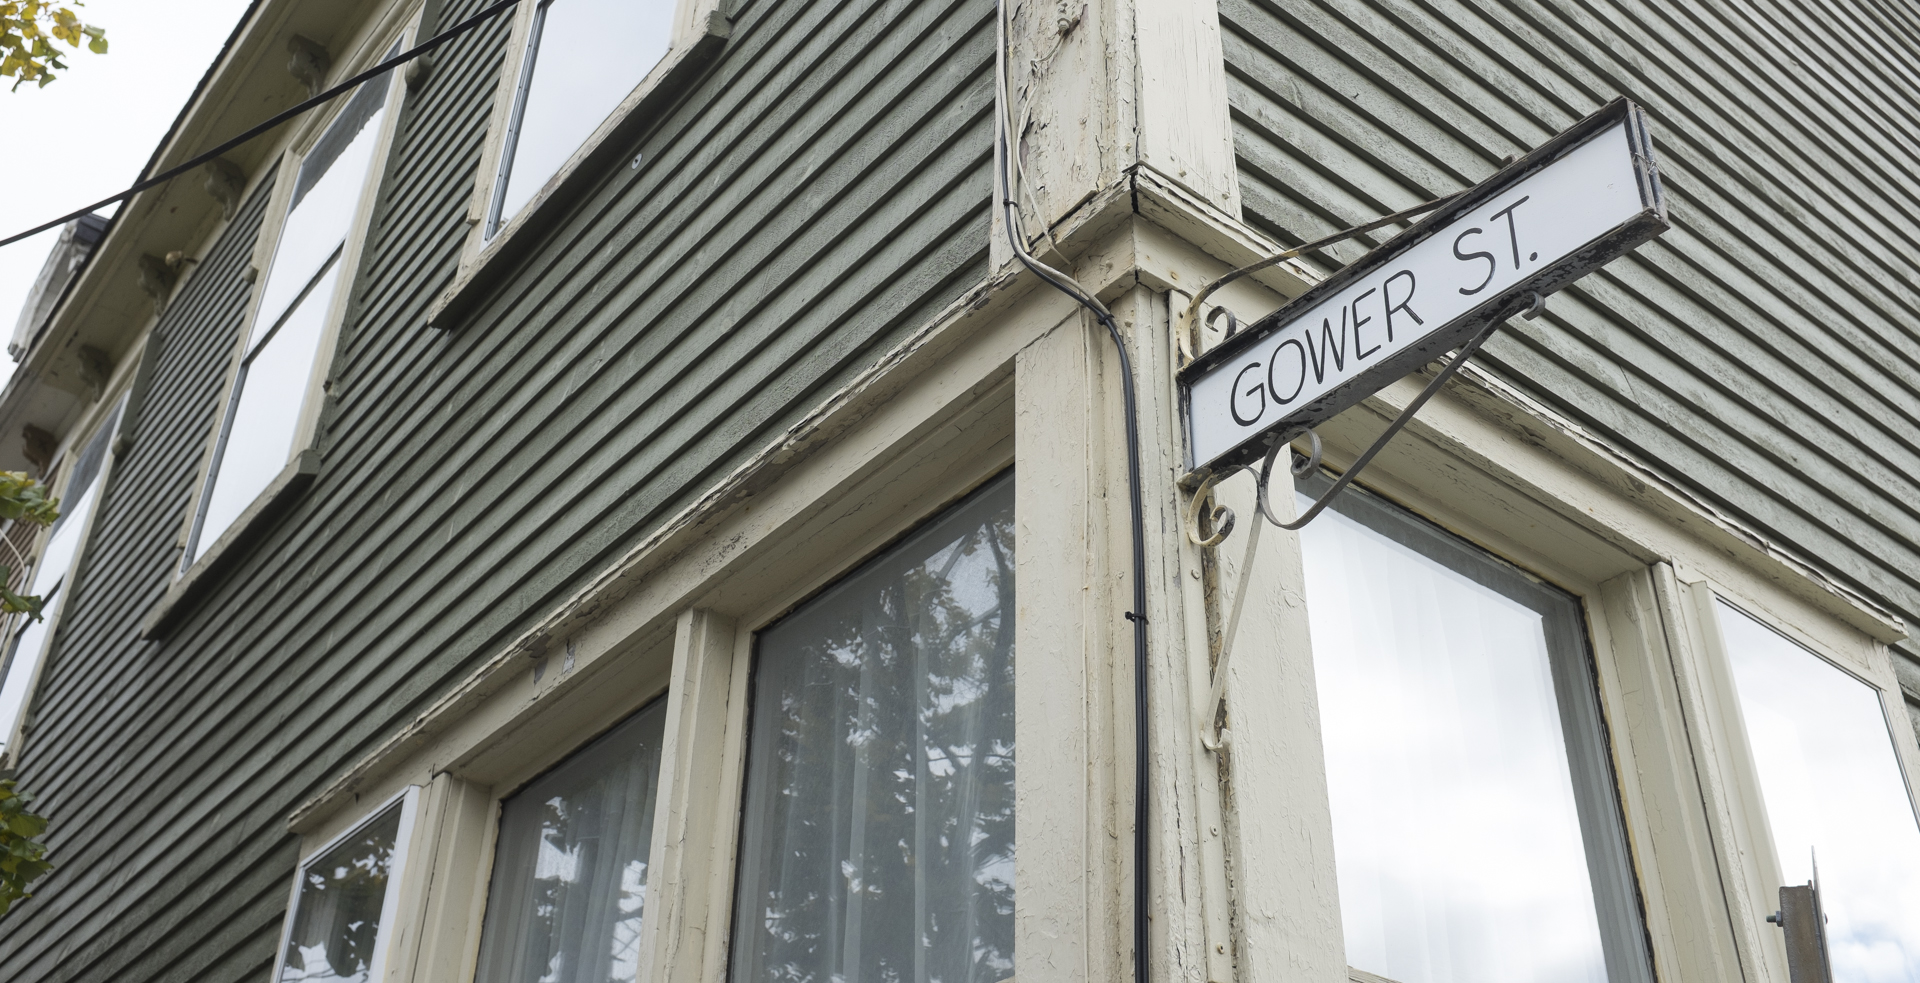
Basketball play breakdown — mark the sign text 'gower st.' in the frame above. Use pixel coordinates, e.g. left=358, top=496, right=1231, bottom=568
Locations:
left=1180, top=98, right=1668, bottom=473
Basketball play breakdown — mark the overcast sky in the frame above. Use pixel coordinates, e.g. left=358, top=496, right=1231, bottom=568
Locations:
left=0, top=0, right=256, bottom=389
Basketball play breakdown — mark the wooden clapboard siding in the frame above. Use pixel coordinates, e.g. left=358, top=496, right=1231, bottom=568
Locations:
left=0, top=0, right=992, bottom=974
left=1220, top=0, right=1920, bottom=716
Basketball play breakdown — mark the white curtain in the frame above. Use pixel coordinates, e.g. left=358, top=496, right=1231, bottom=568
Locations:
left=1298, top=480, right=1635, bottom=983
left=732, top=473, right=1015, bottom=983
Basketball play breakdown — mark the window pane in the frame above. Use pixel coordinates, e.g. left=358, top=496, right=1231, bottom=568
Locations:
left=732, top=472, right=1015, bottom=983
left=474, top=699, right=669, bottom=983
left=491, top=0, right=673, bottom=230
left=1298, top=477, right=1646, bottom=983
left=0, top=403, right=119, bottom=752
left=278, top=802, right=404, bottom=983
left=194, top=261, right=341, bottom=560
left=1717, top=601, right=1920, bottom=981
left=252, top=74, right=389, bottom=346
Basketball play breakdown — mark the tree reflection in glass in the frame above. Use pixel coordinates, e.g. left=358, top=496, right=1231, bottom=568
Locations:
left=277, top=803, right=403, bottom=983
left=473, top=699, right=667, bottom=983
left=732, top=472, right=1015, bottom=983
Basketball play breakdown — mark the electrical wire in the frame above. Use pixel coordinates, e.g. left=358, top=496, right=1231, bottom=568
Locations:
left=0, top=0, right=521, bottom=251
left=993, top=8, right=1152, bottom=983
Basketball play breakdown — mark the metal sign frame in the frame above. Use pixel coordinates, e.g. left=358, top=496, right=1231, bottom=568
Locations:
left=1179, top=97, right=1668, bottom=475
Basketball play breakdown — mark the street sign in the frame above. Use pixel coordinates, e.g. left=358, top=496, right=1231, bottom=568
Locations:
left=1180, top=98, right=1668, bottom=474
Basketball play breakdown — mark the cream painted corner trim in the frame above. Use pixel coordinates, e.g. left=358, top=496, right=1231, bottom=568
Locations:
left=290, top=264, right=1060, bottom=830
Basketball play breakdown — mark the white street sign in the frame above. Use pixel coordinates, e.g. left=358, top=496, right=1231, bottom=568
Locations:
left=1181, top=98, right=1668, bottom=473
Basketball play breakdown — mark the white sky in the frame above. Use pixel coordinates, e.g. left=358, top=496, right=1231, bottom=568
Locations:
left=0, top=0, right=257, bottom=389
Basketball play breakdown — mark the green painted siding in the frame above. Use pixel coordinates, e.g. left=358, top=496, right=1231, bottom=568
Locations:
left=1221, top=0, right=1920, bottom=729
left=0, top=0, right=992, bottom=975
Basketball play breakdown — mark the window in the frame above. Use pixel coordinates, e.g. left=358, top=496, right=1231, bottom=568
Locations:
left=472, top=698, right=669, bottom=983
left=1714, top=600, right=1920, bottom=980
left=184, top=42, right=401, bottom=567
left=484, top=0, right=675, bottom=237
left=731, top=472, right=1015, bottom=983
left=272, top=791, right=416, bottom=983
left=0, top=397, right=122, bottom=756
left=1296, top=475, right=1649, bottom=983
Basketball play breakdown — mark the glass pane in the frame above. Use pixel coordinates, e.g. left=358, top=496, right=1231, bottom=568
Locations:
left=491, top=0, right=674, bottom=230
left=0, top=581, right=58, bottom=752
left=194, top=261, right=341, bottom=560
left=278, top=802, right=404, bottom=983
left=1297, top=477, right=1645, bottom=983
left=1717, top=602, right=1920, bottom=981
left=473, top=699, right=669, bottom=983
left=0, top=404, right=119, bottom=752
left=732, top=472, right=1016, bottom=983
left=251, top=72, right=389, bottom=347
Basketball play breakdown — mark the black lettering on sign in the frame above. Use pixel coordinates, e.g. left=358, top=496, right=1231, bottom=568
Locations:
left=1231, top=362, right=1266, bottom=426
left=1384, top=270, right=1421, bottom=339
left=1453, top=228, right=1496, bottom=295
left=1268, top=337, right=1308, bottom=404
left=1489, top=194, right=1531, bottom=268
left=1307, top=309, right=1349, bottom=382
left=1350, top=287, right=1380, bottom=359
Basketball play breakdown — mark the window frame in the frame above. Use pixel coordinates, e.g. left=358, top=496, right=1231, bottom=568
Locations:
left=1669, top=577, right=1920, bottom=983
left=269, top=784, right=423, bottom=983
left=159, top=15, right=417, bottom=613
left=427, top=0, right=729, bottom=330
left=0, top=382, right=132, bottom=766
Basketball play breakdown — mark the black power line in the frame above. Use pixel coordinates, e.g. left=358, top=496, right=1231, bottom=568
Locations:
left=0, top=0, right=520, bottom=251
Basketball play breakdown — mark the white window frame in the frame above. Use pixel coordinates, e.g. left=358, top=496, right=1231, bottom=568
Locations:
left=269, top=785, right=424, bottom=983
left=438, top=0, right=724, bottom=312
left=1665, top=575, right=1920, bottom=983
left=170, top=14, right=417, bottom=586
left=0, top=380, right=133, bottom=766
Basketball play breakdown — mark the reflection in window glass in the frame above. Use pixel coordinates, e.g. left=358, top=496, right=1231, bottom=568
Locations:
left=473, top=699, right=668, bottom=983
left=188, top=51, right=394, bottom=565
left=1717, top=602, right=1920, bottom=982
left=277, top=802, right=405, bottom=983
left=1297, top=476, right=1648, bottom=983
left=732, top=472, right=1015, bottom=983
left=486, top=0, right=674, bottom=235
left=0, top=399, right=121, bottom=753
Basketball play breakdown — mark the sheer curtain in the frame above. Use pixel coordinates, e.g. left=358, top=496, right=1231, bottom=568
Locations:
left=1297, top=475, right=1648, bottom=983
left=473, top=700, right=669, bottom=983
left=732, top=473, right=1015, bottom=983
left=1717, top=601, right=1920, bottom=982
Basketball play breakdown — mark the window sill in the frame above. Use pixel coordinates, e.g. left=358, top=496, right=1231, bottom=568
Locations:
left=425, top=11, right=732, bottom=331
left=141, top=449, right=321, bottom=639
